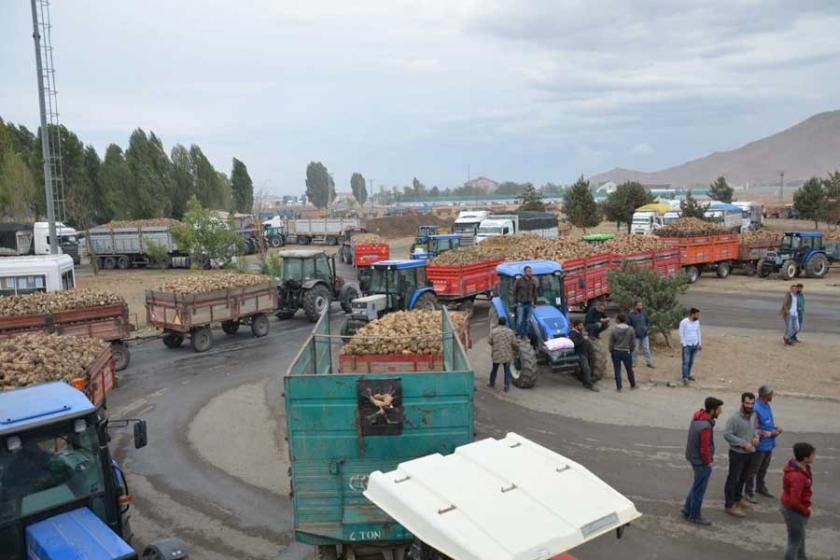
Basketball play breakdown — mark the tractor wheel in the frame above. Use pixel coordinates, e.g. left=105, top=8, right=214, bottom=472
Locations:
left=757, top=258, right=770, bottom=278
left=413, top=291, right=439, bottom=310
left=780, top=260, right=797, bottom=280
left=684, top=266, right=700, bottom=284
left=162, top=332, right=184, bottom=349
left=190, top=326, right=213, bottom=353
left=221, top=320, right=240, bottom=335
left=103, top=256, right=117, bottom=270
left=270, top=236, right=283, bottom=248
left=716, top=262, right=731, bottom=279
left=805, top=254, right=829, bottom=278
left=303, top=284, right=332, bottom=322
left=512, top=338, right=538, bottom=389
left=117, top=255, right=131, bottom=270
left=251, top=313, right=270, bottom=337
left=743, top=261, right=757, bottom=276
left=314, top=545, right=337, bottom=560
left=340, top=285, right=359, bottom=314
left=589, top=338, right=607, bottom=382
left=276, top=310, right=296, bottom=320
left=111, top=341, right=131, bottom=371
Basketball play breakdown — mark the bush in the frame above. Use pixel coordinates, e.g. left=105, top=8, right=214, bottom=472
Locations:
left=606, top=266, right=689, bottom=347
left=146, top=241, right=168, bottom=268
left=262, top=252, right=281, bottom=277
left=171, top=195, right=243, bottom=267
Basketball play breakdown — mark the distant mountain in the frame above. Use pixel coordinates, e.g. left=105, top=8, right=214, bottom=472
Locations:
left=589, top=111, right=840, bottom=187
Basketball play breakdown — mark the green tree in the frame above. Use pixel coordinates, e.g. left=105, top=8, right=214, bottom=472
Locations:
left=680, top=190, right=709, bottom=219
left=189, top=145, right=225, bottom=209
left=0, top=122, right=37, bottom=219
left=170, top=144, right=194, bottom=219
left=231, top=158, right=254, bottom=213
left=100, top=144, right=133, bottom=219
left=708, top=176, right=734, bottom=203
left=606, top=266, right=689, bottom=347
left=171, top=195, right=243, bottom=267
left=793, top=177, right=826, bottom=228
left=305, top=161, right=333, bottom=208
left=125, top=129, right=175, bottom=218
left=602, top=181, right=654, bottom=233
left=411, top=177, right=427, bottom=198
left=517, top=183, right=546, bottom=211
left=350, top=172, right=367, bottom=205
left=821, top=171, right=840, bottom=226
left=562, top=176, right=600, bottom=231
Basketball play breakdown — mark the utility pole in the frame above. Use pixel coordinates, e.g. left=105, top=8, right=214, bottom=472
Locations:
left=779, top=171, right=785, bottom=201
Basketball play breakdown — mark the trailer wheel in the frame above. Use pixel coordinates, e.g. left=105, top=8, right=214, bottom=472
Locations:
left=190, top=326, right=213, bottom=352
left=111, top=341, right=131, bottom=371
left=684, top=266, right=700, bottom=284
left=221, top=320, right=240, bottom=335
left=162, top=333, right=184, bottom=348
left=757, top=258, right=770, bottom=278
left=780, top=260, right=797, bottom=280
left=512, top=339, right=538, bottom=389
left=103, top=256, right=117, bottom=270
left=314, top=545, right=337, bottom=560
left=303, top=284, right=332, bottom=322
left=117, top=255, right=131, bottom=270
left=715, top=262, right=731, bottom=279
left=251, top=313, right=270, bottom=337
left=805, top=254, right=828, bottom=278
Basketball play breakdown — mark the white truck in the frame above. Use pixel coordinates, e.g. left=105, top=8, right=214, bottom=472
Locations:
left=264, top=217, right=361, bottom=246
left=732, top=201, right=764, bottom=231
left=0, top=254, right=75, bottom=296
left=475, top=211, right=560, bottom=243
left=451, top=210, right=490, bottom=246
left=630, top=203, right=672, bottom=235
left=0, top=222, right=80, bottom=264
left=704, top=202, right=744, bottom=233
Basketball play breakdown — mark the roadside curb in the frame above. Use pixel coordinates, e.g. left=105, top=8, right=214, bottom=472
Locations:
left=646, top=378, right=840, bottom=403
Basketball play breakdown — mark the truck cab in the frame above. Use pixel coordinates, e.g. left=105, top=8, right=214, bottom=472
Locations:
left=0, top=383, right=147, bottom=560
left=630, top=203, right=670, bottom=235
left=33, top=222, right=80, bottom=264
left=452, top=210, right=489, bottom=244
left=475, top=212, right=559, bottom=243
left=475, top=217, right=515, bottom=243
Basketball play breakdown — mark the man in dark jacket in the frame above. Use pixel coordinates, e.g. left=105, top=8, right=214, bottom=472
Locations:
left=585, top=300, right=609, bottom=339
left=682, top=396, right=724, bottom=526
left=628, top=300, right=654, bottom=369
left=608, top=313, right=636, bottom=391
left=512, top=266, right=538, bottom=338
left=781, top=442, right=815, bottom=560
left=569, top=319, right=598, bottom=392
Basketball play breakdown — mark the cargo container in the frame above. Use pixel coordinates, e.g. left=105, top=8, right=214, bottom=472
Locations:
left=87, top=223, right=191, bottom=269
left=288, top=218, right=361, bottom=245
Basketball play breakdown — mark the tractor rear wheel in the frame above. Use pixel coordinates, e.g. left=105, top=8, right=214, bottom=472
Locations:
left=340, top=285, right=360, bottom=314
left=590, top=337, right=607, bottom=382
left=780, top=260, right=797, bottom=280
left=221, top=320, right=240, bottom=335
left=757, top=258, right=770, bottom=277
left=716, top=262, right=731, bottom=279
left=413, top=291, right=439, bottom=310
left=512, top=338, right=538, bottom=389
left=303, top=284, right=332, bottom=322
left=805, top=254, right=828, bottom=278
left=251, top=313, right=270, bottom=337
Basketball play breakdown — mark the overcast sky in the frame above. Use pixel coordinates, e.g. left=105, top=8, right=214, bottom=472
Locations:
left=2, top=1, right=839, bottom=196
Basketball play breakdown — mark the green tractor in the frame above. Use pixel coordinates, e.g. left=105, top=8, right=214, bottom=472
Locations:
left=342, top=259, right=438, bottom=337
left=275, top=250, right=360, bottom=322
left=759, top=231, right=834, bottom=280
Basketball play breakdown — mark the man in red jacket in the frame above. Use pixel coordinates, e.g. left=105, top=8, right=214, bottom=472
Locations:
left=781, top=442, right=815, bottom=560
left=682, top=396, right=724, bottom=525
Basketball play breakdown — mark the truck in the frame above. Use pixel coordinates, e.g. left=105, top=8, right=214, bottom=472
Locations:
left=631, top=203, right=671, bottom=235
left=475, top=211, right=560, bottom=243
left=86, top=222, right=191, bottom=269
left=0, top=222, right=80, bottom=264
left=703, top=202, right=743, bottom=233
left=0, top=382, right=189, bottom=560
left=286, top=218, right=361, bottom=245
left=285, top=308, right=475, bottom=559
left=451, top=210, right=489, bottom=246
left=655, top=232, right=740, bottom=283
left=732, top=201, right=764, bottom=231
left=146, top=281, right=277, bottom=352
left=0, top=254, right=75, bottom=296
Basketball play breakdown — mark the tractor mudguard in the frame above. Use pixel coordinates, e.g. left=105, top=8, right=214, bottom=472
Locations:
left=490, top=296, right=510, bottom=326
left=804, top=249, right=827, bottom=263
left=339, top=282, right=359, bottom=301
left=301, top=279, right=327, bottom=290
left=408, top=287, right=436, bottom=310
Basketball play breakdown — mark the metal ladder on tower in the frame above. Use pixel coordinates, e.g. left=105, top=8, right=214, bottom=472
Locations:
left=35, top=0, right=66, bottom=223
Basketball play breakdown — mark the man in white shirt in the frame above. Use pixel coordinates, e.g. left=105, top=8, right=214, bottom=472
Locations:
left=780, top=284, right=799, bottom=346
left=680, top=308, right=702, bottom=386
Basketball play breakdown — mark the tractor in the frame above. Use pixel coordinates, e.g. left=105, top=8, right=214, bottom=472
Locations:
left=275, top=250, right=360, bottom=322
left=759, top=231, right=834, bottom=280
left=410, top=233, right=462, bottom=260
left=408, top=225, right=441, bottom=256
left=490, top=260, right=597, bottom=389
left=341, top=259, right=438, bottom=337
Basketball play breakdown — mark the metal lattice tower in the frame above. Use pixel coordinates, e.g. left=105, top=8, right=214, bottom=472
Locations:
left=33, top=0, right=66, bottom=224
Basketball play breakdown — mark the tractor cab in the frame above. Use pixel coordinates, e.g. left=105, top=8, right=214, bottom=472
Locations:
left=409, top=226, right=442, bottom=257
left=490, top=260, right=578, bottom=388
left=760, top=231, right=832, bottom=280
left=410, top=234, right=461, bottom=260
left=276, top=250, right=358, bottom=322
left=342, top=260, right=437, bottom=337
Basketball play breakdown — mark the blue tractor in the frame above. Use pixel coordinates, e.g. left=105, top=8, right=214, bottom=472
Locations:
left=342, top=259, right=438, bottom=337
left=490, top=260, right=581, bottom=389
left=408, top=225, right=441, bottom=257
left=759, top=231, right=834, bottom=280
left=409, top=233, right=462, bottom=261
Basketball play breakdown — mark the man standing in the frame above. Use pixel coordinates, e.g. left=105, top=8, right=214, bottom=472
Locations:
left=513, top=266, right=537, bottom=339
left=679, top=308, right=701, bottom=386
left=781, top=442, right=815, bottom=560
left=780, top=284, right=799, bottom=345
left=628, top=300, right=654, bottom=369
left=682, top=396, right=724, bottom=526
left=608, top=313, right=636, bottom=391
left=569, top=319, right=599, bottom=392
left=794, top=283, right=805, bottom=341
left=585, top=299, right=610, bottom=339
left=746, top=385, right=783, bottom=500
left=488, top=317, right=517, bottom=392
left=723, top=392, right=759, bottom=517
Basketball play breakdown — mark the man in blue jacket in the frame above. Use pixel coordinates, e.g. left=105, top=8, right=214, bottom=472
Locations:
left=746, top=384, right=783, bottom=499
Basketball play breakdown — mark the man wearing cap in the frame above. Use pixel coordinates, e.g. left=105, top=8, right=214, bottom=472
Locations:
left=746, top=384, right=783, bottom=499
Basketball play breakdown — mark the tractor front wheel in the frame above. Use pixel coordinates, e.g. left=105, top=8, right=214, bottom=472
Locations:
left=512, top=338, right=538, bottom=389
left=303, top=284, right=332, bottom=322
left=340, top=285, right=360, bottom=314
left=780, top=260, right=798, bottom=280
left=805, top=254, right=829, bottom=278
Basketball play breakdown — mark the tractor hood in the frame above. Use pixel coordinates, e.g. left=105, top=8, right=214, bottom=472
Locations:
left=531, top=305, right=569, bottom=339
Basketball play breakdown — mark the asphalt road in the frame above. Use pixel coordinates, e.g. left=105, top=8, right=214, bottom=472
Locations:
left=109, top=299, right=840, bottom=560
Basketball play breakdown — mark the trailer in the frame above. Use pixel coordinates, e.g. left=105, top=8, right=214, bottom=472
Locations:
left=426, top=258, right=501, bottom=312
left=563, top=254, right=612, bottom=311
left=145, top=281, right=277, bottom=352
left=656, top=233, right=740, bottom=283
left=352, top=241, right=390, bottom=267
left=285, top=309, right=474, bottom=560
left=736, top=238, right=779, bottom=275
left=0, top=301, right=134, bottom=371
left=87, top=223, right=191, bottom=269
left=286, top=218, right=361, bottom=245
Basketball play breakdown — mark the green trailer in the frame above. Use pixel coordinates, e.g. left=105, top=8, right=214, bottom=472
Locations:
left=581, top=233, right=615, bottom=245
left=284, top=309, right=474, bottom=559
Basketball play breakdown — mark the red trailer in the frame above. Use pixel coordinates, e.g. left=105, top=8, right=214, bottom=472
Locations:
left=353, top=243, right=390, bottom=267
left=656, top=233, right=740, bottom=283
left=339, top=353, right=443, bottom=373
left=76, top=345, right=117, bottom=407
left=0, top=303, right=134, bottom=371
left=426, top=259, right=502, bottom=305
left=563, top=254, right=612, bottom=311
